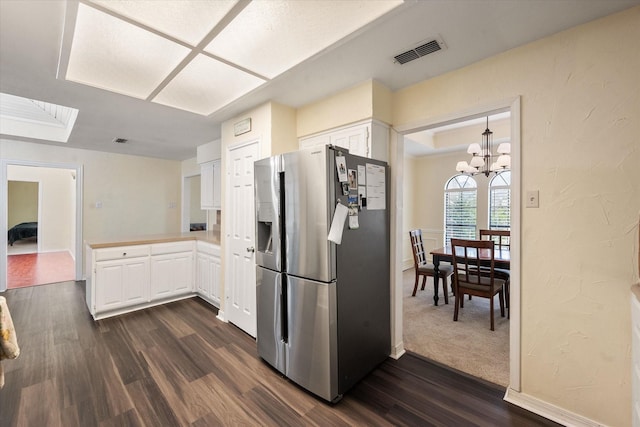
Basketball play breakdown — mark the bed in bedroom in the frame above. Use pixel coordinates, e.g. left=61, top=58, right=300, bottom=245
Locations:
left=7, top=222, right=37, bottom=246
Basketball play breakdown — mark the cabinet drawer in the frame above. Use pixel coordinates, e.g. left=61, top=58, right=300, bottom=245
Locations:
left=197, top=241, right=220, bottom=256
left=95, top=245, right=150, bottom=261
left=151, top=241, right=194, bottom=255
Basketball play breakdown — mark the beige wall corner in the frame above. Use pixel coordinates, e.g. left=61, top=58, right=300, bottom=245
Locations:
left=372, top=80, right=393, bottom=125
left=296, top=80, right=374, bottom=137
left=270, top=103, right=298, bottom=155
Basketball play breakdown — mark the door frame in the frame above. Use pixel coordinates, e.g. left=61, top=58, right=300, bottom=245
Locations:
left=0, top=159, right=84, bottom=292
left=223, top=137, right=260, bottom=330
left=391, top=96, right=522, bottom=392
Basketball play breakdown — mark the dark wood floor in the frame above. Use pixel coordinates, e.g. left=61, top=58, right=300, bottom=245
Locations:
left=0, top=281, right=559, bottom=426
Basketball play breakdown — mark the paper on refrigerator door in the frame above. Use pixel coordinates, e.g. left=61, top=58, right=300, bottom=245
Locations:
left=328, top=202, right=349, bottom=244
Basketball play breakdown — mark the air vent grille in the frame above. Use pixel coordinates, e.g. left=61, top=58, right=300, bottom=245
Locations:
left=394, top=38, right=445, bottom=65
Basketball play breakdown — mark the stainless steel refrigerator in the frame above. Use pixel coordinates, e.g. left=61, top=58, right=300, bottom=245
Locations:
left=254, top=145, right=390, bottom=402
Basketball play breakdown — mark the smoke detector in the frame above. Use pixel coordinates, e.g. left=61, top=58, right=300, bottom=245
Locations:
left=113, top=137, right=128, bottom=144
left=394, top=37, right=446, bottom=65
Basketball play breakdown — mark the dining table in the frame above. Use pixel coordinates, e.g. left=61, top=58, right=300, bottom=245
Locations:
left=430, top=245, right=511, bottom=306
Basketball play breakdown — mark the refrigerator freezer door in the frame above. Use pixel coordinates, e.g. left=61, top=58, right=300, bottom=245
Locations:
left=283, top=146, right=336, bottom=282
left=256, top=266, right=286, bottom=374
left=254, top=156, right=283, bottom=272
left=286, top=275, right=338, bottom=402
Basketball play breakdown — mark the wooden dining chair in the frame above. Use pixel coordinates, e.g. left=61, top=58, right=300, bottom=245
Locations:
left=479, top=229, right=511, bottom=318
left=479, top=229, right=510, bottom=250
left=409, top=229, right=453, bottom=303
left=451, top=239, right=505, bottom=331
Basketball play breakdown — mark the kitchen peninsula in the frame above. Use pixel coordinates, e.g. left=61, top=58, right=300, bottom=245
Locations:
left=85, top=228, right=221, bottom=320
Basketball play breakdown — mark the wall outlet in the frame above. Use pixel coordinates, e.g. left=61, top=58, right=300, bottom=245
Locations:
left=95, top=201, right=102, bottom=209
left=168, top=201, right=177, bottom=209
left=526, top=190, right=539, bottom=208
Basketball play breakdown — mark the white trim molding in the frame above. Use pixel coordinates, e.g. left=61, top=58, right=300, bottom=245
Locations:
left=504, top=388, right=605, bottom=427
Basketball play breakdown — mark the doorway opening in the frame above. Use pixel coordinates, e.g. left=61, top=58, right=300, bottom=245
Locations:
left=394, top=97, right=521, bottom=391
left=1, top=160, right=83, bottom=292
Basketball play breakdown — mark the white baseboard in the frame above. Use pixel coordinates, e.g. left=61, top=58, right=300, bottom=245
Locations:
left=504, top=388, right=605, bottom=427
left=216, top=310, right=226, bottom=322
left=390, top=342, right=405, bottom=360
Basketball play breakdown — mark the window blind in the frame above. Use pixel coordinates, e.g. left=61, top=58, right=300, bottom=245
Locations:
left=444, top=189, right=477, bottom=246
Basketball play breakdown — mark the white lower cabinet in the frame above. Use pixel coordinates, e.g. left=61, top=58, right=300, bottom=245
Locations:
left=196, top=241, right=221, bottom=307
left=150, top=251, right=194, bottom=300
left=88, top=239, right=220, bottom=319
left=92, top=245, right=151, bottom=315
left=95, top=256, right=149, bottom=313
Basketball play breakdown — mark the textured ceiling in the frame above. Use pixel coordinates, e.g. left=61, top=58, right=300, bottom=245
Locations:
left=1, top=0, right=638, bottom=160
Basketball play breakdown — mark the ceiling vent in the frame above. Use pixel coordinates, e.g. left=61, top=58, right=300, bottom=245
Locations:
left=394, top=37, right=446, bottom=65
left=113, top=137, right=128, bottom=144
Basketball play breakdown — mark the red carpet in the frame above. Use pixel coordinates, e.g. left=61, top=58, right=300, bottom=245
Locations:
left=7, top=251, right=75, bottom=288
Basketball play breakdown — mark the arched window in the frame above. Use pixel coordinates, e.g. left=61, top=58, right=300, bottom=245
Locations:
left=489, top=171, right=511, bottom=230
left=444, top=174, right=477, bottom=246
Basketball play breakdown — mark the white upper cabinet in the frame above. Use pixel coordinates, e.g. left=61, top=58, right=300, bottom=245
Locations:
left=198, top=139, right=221, bottom=210
left=201, top=159, right=221, bottom=210
left=299, top=120, right=389, bottom=161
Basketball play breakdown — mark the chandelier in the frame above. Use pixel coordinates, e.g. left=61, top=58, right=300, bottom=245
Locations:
left=455, top=117, right=511, bottom=177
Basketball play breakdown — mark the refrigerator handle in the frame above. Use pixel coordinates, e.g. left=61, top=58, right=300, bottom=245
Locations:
left=279, top=171, right=286, bottom=270
left=281, top=274, right=288, bottom=343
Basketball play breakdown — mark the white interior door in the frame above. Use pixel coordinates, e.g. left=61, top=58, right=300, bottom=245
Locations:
left=225, top=140, right=259, bottom=337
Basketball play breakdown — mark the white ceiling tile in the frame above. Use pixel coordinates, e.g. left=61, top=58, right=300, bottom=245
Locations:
left=66, top=3, right=190, bottom=99
left=152, top=55, right=266, bottom=116
left=89, top=0, right=239, bottom=46
left=204, top=0, right=403, bottom=78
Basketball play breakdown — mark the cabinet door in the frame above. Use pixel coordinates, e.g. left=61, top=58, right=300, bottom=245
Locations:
left=196, top=252, right=211, bottom=296
left=150, top=252, right=194, bottom=300
left=172, top=252, right=194, bottom=294
left=95, top=257, right=148, bottom=312
left=331, top=125, right=369, bottom=157
left=211, top=255, right=221, bottom=306
left=299, top=133, right=331, bottom=150
left=201, top=161, right=214, bottom=209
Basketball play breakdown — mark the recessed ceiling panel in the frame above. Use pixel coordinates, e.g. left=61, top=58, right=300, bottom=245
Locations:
left=66, top=3, right=190, bottom=99
left=89, top=0, right=239, bottom=46
left=153, top=55, right=266, bottom=116
left=204, top=0, right=403, bottom=79
left=0, top=92, right=79, bottom=143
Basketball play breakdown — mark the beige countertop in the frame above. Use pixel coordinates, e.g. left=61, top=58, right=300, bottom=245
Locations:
left=86, top=228, right=221, bottom=249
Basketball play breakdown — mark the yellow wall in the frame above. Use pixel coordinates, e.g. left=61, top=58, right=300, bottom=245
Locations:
left=394, top=7, right=640, bottom=426
left=1, top=139, right=182, bottom=246
left=296, top=80, right=375, bottom=137
left=7, top=180, right=37, bottom=229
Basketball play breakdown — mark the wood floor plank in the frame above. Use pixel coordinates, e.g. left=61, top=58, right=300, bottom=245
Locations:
left=0, top=281, right=561, bottom=427
left=125, top=377, right=181, bottom=427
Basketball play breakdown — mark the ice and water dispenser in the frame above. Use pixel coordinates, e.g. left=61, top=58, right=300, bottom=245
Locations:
left=254, top=158, right=282, bottom=272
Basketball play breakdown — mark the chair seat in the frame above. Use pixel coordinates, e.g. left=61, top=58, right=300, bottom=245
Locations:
left=458, top=275, right=505, bottom=292
left=417, top=263, right=453, bottom=278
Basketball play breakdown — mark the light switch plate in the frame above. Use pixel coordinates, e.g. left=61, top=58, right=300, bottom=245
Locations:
left=526, top=190, right=539, bottom=208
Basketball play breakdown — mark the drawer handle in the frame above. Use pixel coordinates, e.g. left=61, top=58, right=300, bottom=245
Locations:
left=123, top=252, right=127, bottom=256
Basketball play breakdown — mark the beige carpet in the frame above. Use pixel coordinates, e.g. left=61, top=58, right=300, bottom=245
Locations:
left=402, top=268, right=509, bottom=387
